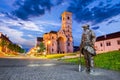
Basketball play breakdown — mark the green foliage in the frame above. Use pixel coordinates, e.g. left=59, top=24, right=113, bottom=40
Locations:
left=7, top=43, right=25, bottom=53
left=0, top=39, right=24, bottom=53
left=0, top=39, right=7, bottom=47
left=37, top=42, right=46, bottom=53
left=62, top=51, right=120, bottom=71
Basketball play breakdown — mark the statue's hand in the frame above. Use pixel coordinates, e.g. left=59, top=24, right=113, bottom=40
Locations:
left=90, top=42, right=94, bottom=48
left=79, top=47, right=82, bottom=52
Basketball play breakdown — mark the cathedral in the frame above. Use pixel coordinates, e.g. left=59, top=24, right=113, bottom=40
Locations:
left=36, top=11, right=73, bottom=54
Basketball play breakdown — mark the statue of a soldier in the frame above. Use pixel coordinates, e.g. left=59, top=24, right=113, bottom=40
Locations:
left=79, top=24, right=96, bottom=73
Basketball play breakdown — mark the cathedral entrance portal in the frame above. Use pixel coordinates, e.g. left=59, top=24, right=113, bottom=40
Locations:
left=57, top=37, right=66, bottom=53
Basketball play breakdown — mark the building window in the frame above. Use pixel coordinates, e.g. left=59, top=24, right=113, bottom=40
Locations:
left=106, top=42, right=111, bottom=46
left=117, top=40, right=120, bottom=45
left=52, top=48, right=54, bottom=52
left=67, top=30, right=69, bottom=32
left=68, top=25, right=70, bottom=28
left=68, top=38, right=70, bottom=41
left=52, top=36, right=54, bottom=39
left=119, top=48, right=120, bottom=51
left=67, top=16, right=70, bottom=20
left=68, top=43, right=70, bottom=46
left=52, top=43, right=54, bottom=46
left=100, top=43, right=103, bottom=47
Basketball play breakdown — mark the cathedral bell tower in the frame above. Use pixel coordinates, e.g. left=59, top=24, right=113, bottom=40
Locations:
left=61, top=11, right=73, bottom=53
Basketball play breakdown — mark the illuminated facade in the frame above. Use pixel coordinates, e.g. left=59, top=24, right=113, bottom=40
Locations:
left=37, top=12, right=73, bottom=54
left=95, top=32, right=120, bottom=53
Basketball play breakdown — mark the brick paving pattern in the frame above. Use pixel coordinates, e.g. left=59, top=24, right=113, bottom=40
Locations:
left=0, top=58, right=120, bottom=80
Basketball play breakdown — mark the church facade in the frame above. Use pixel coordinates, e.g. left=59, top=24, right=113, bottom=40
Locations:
left=37, top=11, right=73, bottom=54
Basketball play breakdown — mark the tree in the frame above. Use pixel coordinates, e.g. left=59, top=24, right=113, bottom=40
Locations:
left=0, top=39, right=7, bottom=52
left=37, top=42, right=46, bottom=54
left=0, top=39, right=7, bottom=47
left=7, top=43, right=25, bottom=53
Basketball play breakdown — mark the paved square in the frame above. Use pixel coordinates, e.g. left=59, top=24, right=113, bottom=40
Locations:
left=0, top=58, right=120, bottom=80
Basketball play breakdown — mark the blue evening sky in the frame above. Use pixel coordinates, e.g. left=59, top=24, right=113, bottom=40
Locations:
left=0, top=0, right=120, bottom=50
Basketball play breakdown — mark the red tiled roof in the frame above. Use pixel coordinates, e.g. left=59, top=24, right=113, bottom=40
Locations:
left=96, top=31, right=120, bottom=41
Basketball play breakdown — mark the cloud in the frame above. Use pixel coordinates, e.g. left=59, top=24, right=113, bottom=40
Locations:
left=107, top=20, right=119, bottom=24
left=0, top=25, right=35, bottom=48
left=0, top=13, right=5, bottom=17
left=67, top=0, right=120, bottom=24
left=0, top=12, right=61, bottom=48
left=2, top=0, right=120, bottom=26
left=0, top=12, right=43, bottom=48
left=12, top=0, right=54, bottom=20
left=0, top=25, right=25, bottom=42
left=33, top=20, right=61, bottom=27
left=11, top=0, right=67, bottom=20
left=0, top=12, right=45, bottom=32
left=27, top=34, right=34, bottom=38
left=29, top=18, right=61, bottom=32
left=92, top=26, right=100, bottom=30
left=52, top=0, right=64, bottom=5
left=19, top=20, right=44, bottom=32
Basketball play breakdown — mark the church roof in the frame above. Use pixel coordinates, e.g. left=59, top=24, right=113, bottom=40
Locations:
left=37, top=37, right=43, bottom=42
left=96, top=31, right=120, bottom=41
left=61, top=11, right=72, bottom=16
left=44, top=33, right=48, bottom=34
left=49, top=31, right=57, bottom=34
left=0, top=32, right=12, bottom=43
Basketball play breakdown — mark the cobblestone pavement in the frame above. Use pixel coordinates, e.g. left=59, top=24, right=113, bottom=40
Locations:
left=0, top=58, right=120, bottom=80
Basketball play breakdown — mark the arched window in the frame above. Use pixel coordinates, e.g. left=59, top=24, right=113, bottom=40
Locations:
left=52, top=43, right=54, bottom=46
left=100, top=43, right=103, bottom=47
left=68, top=25, right=69, bottom=28
left=68, top=38, right=70, bottom=41
left=68, top=29, right=69, bottom=32
left=52, top=48, right=54, bottom=52
left=52, top=36, right=54, bottom=39
left=68, top=42, right=70, bottom=46
left=67, top=16, right=70, bottom=20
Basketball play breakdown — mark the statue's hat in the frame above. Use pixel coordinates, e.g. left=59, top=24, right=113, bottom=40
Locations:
left=82, top=24, right=89, bottom=29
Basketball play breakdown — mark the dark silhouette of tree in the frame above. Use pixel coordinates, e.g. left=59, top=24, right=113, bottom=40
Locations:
left=7, top=43, right=24, bottom=53
left=0, top=39, right=7, bottom=52
left=37, top=42, right=46, bottom=54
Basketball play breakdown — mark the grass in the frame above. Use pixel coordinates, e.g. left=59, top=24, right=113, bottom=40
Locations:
left=46, top=54, right=65, bottom=59
left=62, top=51, right=120, bottom=71
left=94, top=51, right=120, bottom=71
left=35, top=53, right=77, bottom=59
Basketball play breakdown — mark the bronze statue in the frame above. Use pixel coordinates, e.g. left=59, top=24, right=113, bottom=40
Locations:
left=79, top=24, right=96, bottom=73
